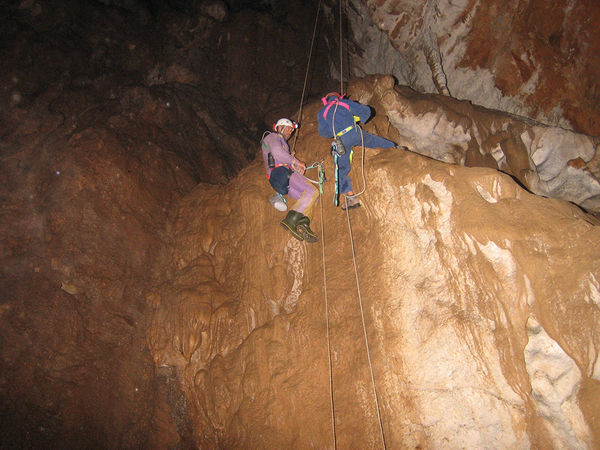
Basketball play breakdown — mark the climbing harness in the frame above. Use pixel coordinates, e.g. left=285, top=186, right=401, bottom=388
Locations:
left=321, top=93, right=349, bottom=119
left=335, top=124, right=353, bottom=137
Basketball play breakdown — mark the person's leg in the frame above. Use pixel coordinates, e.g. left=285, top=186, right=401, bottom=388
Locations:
left=337, top=150, right=353, bottom=195
left=362, top=131, right=395, bottom=149
left=287, top=173, right=318, bottom=217
left=286, top=173, right=318, bottom=242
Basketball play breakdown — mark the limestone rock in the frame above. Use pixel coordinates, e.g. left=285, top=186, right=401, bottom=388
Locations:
left=148, top=77, right=600, bottom=447
left=351, top=74, right=600, bottom=214
left=336, top=0, right=600, bottom=138
left=2, top=1, right=599, bottom=447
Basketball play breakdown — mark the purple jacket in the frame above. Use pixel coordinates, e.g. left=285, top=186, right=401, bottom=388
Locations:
left=261, top=132, right=294, bottom=177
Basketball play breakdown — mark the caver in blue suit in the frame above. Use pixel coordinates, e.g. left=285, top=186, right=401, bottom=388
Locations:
left=317, top=93, right=395, bottom=200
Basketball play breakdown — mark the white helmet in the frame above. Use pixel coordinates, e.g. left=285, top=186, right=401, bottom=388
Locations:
left=274, top=118, right=299, bottom=131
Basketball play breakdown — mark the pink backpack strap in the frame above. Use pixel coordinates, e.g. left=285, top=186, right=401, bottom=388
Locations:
left=322, top=100, right=350, bottom=120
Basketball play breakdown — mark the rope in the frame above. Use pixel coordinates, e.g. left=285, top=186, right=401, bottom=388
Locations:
left=291, top=2, right=337, bottom=446
left=284, top=1, right=383, bottom=447
left=291, top=0, right=323, bottom=156
left=319, top=191, right=337, bottom=450
left=338, top=0, right=344, bottom=94
left=333, top=5, right=384, bottom=447
left=331, top=8, right=384, bottom=444
left=351, top=126, right=368, bottom=198
left=343, top=196, right=387, bottom=449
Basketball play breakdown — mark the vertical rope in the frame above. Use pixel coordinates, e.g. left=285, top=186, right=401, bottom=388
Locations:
left=291, top=2, right=337, bottom=446
left=343, top=198, right=387, bottom=450
left=291, top=0, right=322, bottom=156
left=338, top=0, right=344, bottom=94
left=319, top=192, right=337, bottom=449
left=287, top=1, right=384, bottom=448
left=336, top=2, right=384, bottom=446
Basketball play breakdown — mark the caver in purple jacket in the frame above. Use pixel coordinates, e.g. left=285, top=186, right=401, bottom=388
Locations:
left=261, top=131, right=317, bottom=215
left=317, top=94, right=395, bottom=194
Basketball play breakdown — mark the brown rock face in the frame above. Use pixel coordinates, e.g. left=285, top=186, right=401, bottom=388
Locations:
left=148, top=82, right=600, bottom=447
left=460, top=0, right=600, bottom=136
left=0, top=0, right=330, bottom=447
left=0, top=81, right=197, bottom=445
left=2, top=0, right=600, bottom=448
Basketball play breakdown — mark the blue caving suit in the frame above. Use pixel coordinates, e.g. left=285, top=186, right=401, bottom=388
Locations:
left=317, top=96, right=395, bottom=194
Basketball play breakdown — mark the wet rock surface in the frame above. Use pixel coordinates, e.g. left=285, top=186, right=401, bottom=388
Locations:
left=1, top=1, right=599, bottom=448
left=147, top=77, right=600, bottom=448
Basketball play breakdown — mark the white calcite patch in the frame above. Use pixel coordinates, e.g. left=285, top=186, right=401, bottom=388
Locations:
left=524, top=316, right=591, bottom=447
left=477, top=240, right=517, bottom=282
left=582, top=273, right=600, bottom=307
left=593, top=354, right=600, bottom=381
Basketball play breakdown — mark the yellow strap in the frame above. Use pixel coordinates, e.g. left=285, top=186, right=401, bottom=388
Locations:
left=336, top=116, right=360, bottom=137
left=336, top=125, right=353, bottom=137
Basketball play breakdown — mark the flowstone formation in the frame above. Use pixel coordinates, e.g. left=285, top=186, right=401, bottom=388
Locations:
left=2, top=0, right=600, bottom=447
left=148, top=77, right=600, bottom=448
left=352, top=75, right=600, bottom=214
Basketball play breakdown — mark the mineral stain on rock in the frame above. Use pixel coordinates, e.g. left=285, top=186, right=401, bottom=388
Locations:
left=1, top=0, right=599, bottom=448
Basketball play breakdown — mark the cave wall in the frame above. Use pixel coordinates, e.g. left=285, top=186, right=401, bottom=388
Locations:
left=2, top=0, right=600, bottom=447
left=147, top=77, right=600, bottom=447
left=0, top=0, right=332, bottom=446
left=350, top=75, right=600, bottom=213
left=334, top=0, right=600, bottom=138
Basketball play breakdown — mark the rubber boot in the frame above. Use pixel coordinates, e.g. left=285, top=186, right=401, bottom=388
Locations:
left=296, top=215, right=318, bottom=243
left=280, top=210, right=305, bottom=241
